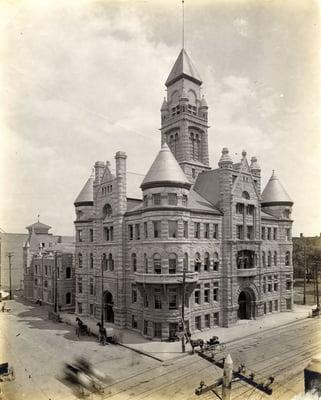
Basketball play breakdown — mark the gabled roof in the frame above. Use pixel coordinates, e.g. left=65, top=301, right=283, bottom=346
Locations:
left=261, top=171, right=293, bottom=206
left=74, top=176, right=94, bottom=206
left=189, top=189, right=222, bottom=214
left=141, top=143, right=191, bottom=190
left=165, top=48, right=202, bottom=87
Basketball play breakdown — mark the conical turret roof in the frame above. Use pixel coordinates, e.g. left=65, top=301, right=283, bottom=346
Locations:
left=261, top=171, right=293, bottom=206
left=141, top=143, right=191, bottom=190
left=165, top=49, right=202, bottom=87
left=74, top=175, right=94, bottom=206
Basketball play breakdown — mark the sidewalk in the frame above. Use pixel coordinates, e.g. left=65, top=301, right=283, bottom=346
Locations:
left=61, top=304, right=312, bottom=362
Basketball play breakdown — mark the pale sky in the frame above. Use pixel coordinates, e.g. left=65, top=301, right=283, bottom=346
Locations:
left=0, top=0, right=320, bottom=236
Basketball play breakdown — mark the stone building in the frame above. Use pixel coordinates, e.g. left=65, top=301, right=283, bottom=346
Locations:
left=74, top=48, right=294, bottom=339
left=23, top=220, right=74, bottom=309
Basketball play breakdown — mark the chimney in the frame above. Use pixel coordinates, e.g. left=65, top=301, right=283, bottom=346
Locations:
left=94, top=161, right=105, bottom=184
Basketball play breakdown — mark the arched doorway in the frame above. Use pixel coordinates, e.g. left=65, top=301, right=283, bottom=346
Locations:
left=238, top=290, right=255, bottom=320
left=103, top=291, right=114, bottom=323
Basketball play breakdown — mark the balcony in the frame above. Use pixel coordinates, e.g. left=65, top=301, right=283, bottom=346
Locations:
left=236, top=268, right=257, bottom=277
left=134, top=272, right=199, bottom=285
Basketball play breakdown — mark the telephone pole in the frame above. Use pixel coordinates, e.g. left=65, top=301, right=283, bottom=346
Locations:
left=303, top=234, right=306, bottom=305
left=6, top=252, right=14, bottom=300
left=181, top=267, right=186, bottom=353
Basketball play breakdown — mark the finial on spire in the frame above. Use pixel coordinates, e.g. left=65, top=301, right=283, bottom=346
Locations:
left=37, top=214, right=40, bottom=222
left=182, top=0, right=185, bottom=49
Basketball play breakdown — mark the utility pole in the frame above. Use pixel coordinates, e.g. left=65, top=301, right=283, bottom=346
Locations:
left=303, top=234, right=306, bottom=305
left=222, top=354, right=233, bottom=400
left=101, top=257, right=104, bottom=329
left=315, top=260, right=320, bottom=311
left=6, top=252, right=14, bottom=300
left=181, top=267, right=186, bottom=353
left=54, top=252, right=58, bottom=313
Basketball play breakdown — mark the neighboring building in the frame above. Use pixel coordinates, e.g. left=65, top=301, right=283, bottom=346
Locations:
left=27, top=247, right=75, bottom=310
left=23, top=220, right=74, bottom=305
left=0, top=231, right=28, bottom=291
left=293, top=233, right=321, bottom=279
left=74, top=48, right=294, bottom=339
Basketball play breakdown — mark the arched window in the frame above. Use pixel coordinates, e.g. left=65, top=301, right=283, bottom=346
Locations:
left=168, top=253, right=177, bottom=274
left=78, top=253, right=83, bottom=268
left=213, top=252, right=219, bottom=271
left=108, top=253, right=114, bottom=271
left=102, top=203, right=112, bottom=219
left=204, top=252, right=210, bottom=271
left=144, top=253, right=148, bottom=273
left=90, top=253, right=94, bottom=269
left=183, top=253, right=189, bottom=271
left=262, top=251, right=266, bottom=267
left=131, top=253, right=137, bottom=272
left=194, top=252, right=201, bottom=272
left=274, top=251, right=277, bottom=266
left=102, top=253, right=107, bottom=270
left=66, top=292, right=71, bottom=305
left=153, top=253, right=161, bottom=274
left=268, top=251, right=272, bottom=267
left=242, top=191, right=250, bottom=200
left=285, top=251, right=291, bottom=266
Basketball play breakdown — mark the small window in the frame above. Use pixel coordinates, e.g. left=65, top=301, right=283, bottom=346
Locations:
left=194, top=253, right=201, bottom=272
left=90, top=278, right=94, bottom=295
left=153, top=221, right=161, bottom=238
left=90, top=253, right=94, bottom=269
left=213, top=282, right=219, bottom=301
left=135, top=224, right=140, bottom=240
left=182, top=195, right=188, bottom=206
left=78, top=278, right=83, bottom=294
left=204, top=223, right=209, bottom=239
left=78, top=253, right=83, bottom=268
left=204, top=288, right=210, bottom=303
left=144, top=222, right=148, bottom=238
left=102, top=204, right=112, bottom=218
left=128, top=225, right=133, bottom=240
left=213, top=312, right=219, bottom=326
left=247, top=226, right=254, bottom=240
left=152, top=193, right=161, bottom=205
left=205, top=314, right=210, bottom=328
left=154, top=290, right=162, bottom=309
left=168, top=253, right=177, bottom=274
left=183, top=221, right=188, bottom=238
left=213, top=224, right=219, bottom=239
left=168, top=193, right=178, bottom=205
left=77, top=230, right=83, bottom=242
left=194, top=222, right=200, bottom=239
left=262, top=227, right=266, bottom=240
left=66, top=267, right=71, bottom=279
left=194, top=285, right=201, bottom=304
left=285, top=251, right=291, bottom=266
left=195, top=316, right=201, bottom=330
left=168, top=221, right=177, bottom=238
left=77, top=302, right=82, bottom=314
left=204, top=252, right=210, bottom=271
left=242, top=191, right=250, bottom=200
left=132, top=285, right=137, bottom=303
left=273, top=228, right=277, bottom=240
left=168, top=288, right=177, bottom=309
left=131, top=253, right=137, bottom=272
left=89, top=229, right=94, bottom=242
left=236, top=225, right=243, bottom=240
left=153, top=253, right=161, bottom=274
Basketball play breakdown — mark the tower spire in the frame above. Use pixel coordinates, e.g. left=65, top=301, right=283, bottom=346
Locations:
left=182, top=0, right=185, bottom=49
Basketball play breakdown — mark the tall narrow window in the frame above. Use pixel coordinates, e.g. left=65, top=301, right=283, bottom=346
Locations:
left=168, top=193, right=178, bottom=205
left=153, top=221, right=161, bottom=238
left=78, top=253, right=83, bottom=268
left=152, top=193, right=161, bottom=205
left=89, top=229, right=94, bottom=242
left=204, top=223, right=209, bottom=239
left=128, top=225, right=133, bottom=240
left=108, top=253, right=114, bottom=271
left=153, top=253, right=161, bottom=274
left=135, top=224, right=140, bottom=240
left=213, top=224, right=218, bottom=239
left=168, top=253, right=177, bottom=274
left=194, top=253, right=201, bottom=272
left=204, top=252, right=210, bottom=271
left=183, top=221, right=188, bottom=238
left=144, top=222, right=148, bottom=238
left=131, top=253, right=137, bottom=272
left=194, top=222, right=200, bottom=239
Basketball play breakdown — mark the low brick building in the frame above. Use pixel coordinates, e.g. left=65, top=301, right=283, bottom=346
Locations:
left=74, top=48, right=294, bottom=339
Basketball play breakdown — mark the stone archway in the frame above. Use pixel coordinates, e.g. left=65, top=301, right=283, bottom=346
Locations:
left=103, top=290, right=114, bottom=323
left=238, top=289, right=255, bottom=320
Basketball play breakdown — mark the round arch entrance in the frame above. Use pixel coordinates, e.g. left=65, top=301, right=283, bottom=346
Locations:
left=238, top=290, right=255, bottom=320
left=103, top=291, right=114, bottom=323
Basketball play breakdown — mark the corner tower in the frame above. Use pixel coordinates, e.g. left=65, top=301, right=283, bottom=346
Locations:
left=161, top=49, right=210, bottom=182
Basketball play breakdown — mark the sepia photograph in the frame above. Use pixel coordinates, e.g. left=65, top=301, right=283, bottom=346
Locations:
left=0, top=0, right=321, bottom=399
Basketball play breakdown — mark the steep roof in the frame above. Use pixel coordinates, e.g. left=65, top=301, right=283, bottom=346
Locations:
left=193, top=169, right=221, bottom=208
left=261, top=171, right=293, bottom=206
left=165, top=48, right=202, bottom=87
left=74, top=176, right=94, bottom=206
left=141, top=143, right=191, bottom=190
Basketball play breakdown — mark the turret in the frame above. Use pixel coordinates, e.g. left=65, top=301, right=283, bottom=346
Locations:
left=218, top=148, right=233, bottom=169
left=261, top=171, right=293, bottom=219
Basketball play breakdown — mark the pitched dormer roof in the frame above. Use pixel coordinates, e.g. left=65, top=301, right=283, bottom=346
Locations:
left=261, top=171, right=293, bottom=206
left=74, top=175, right=94, bottom=206
left=165, top=48, right=202, bottom=87
left=140, top=143, right=191, bottom=190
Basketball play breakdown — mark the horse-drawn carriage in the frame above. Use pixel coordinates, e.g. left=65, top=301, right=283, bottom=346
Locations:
left=0, top=362, right=15, bottom=382
left=75, top=318, right=91, bottom=337
left=189, top=336, right=226, bottom=353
